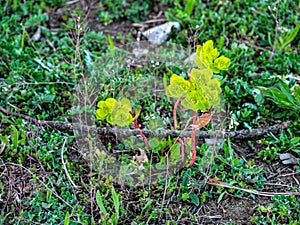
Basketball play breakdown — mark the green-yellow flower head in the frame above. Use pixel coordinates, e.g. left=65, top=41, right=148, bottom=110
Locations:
left=96, top=98, right=133, bottom=126
left=194, top=40, right=230, bottom=73
left=166, top=40, right=230, bottom=111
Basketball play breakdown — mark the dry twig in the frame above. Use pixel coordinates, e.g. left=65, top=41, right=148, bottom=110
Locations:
left=0, top=106, right=290, bottom=140
left=205, top=177, right=300, bottom=197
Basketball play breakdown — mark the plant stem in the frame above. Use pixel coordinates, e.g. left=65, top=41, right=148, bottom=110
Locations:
left=131, top=112, right=149, bottom=149
left=269, top=0, right=280, bottom=61
left=189, top=111, right=197, bottom=166
left=178, top=138, right=185, bottom=163
left=173, top=97, right=186, bottom=163
left=173, top=97, right=183, bottom=129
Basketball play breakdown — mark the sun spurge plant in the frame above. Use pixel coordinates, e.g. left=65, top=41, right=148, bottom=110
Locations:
left=96, top=98, right=133, bottom=126
left=194, top=40, right=231, bottom=73
left=96, top=97, right=149, bottom=148
left=95, top=40, right=230, bottom=167
left=166, top=68, right=222, bottom=111
left=166, top=40, right=230, bottom=166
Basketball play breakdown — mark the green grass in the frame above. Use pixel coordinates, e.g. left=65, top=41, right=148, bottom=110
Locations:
left=0, top=0, right=299, bottom=224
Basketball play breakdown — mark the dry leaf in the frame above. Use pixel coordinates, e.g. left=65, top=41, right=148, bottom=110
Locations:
left=135, top=148, right=148, bottom=163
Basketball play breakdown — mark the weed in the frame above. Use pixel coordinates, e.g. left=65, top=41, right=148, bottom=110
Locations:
left=95, top=185, right=122, bottom=225
left=1, top=0, right=299, bottom=224
left=252, top=195, right=300, bottom=224
left=97, top=0, right=152, bottom=24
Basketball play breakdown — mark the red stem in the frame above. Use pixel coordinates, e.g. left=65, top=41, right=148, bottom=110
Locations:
left=137, top=126, right=149, bottom=149
left=189, top=111, right=197, bottom=166
left=130, top=111, right=150, bottom=149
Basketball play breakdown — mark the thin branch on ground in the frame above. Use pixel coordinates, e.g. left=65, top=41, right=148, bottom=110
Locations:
left=204, top=177, right=300, bottom=197
left=61, top=137, right=80, bottom=189
left=0, top=106, right=290, bottom=140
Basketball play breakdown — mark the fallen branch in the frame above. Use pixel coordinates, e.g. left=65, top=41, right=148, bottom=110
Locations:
left=0, top=107, right=290, bottom=140
left=205, top=177, right=300, bottom=197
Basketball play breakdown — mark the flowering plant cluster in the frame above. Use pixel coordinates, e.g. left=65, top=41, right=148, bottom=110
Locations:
left=96, top=40, right=230, bottom=166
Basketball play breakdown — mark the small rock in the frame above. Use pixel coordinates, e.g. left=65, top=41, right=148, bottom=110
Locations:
left=278, top=153, right=299, bottom=165
left=142, top=22, right=180, bottom=45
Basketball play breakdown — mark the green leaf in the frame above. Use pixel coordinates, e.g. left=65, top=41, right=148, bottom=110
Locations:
left=111, top=186, right=120, bottom=216
left=96, top=190, right=108, bottom=215
left=97, top=98, right=132, bottom=126
left=164, top=11, right=182, bottom=23
left=227, top=138, right=235, bottom=168
left=10, top=125, right=19, bottom=150
left=194, top=53, right=207, bottom=70
left=189, top=193, right=200, bottom=206
left=278, top=24, right=300, bottom=51
left=32, top=72, right=43, bottom=82
left=105, top=98, right=116, bottom=111
left=149, top=138, right=161, bottom=153
left=294, top=86, right=300, bottom=101
left=166, top=74, right=190, bottom=98
left=0, top=135, right=9, bottom=145
left=170, top=143, right=181, bottom=162
left=39, top=94, right=55, bottom=103
left=41, top=202, right=52, bottom=209
left=253, top=88, right=264, bottom=105
left=141, top=199, right=153, bottom=211
left=120, top=98, right=131, bottom=111
left=107, top=34, right=114, bottom=54
left=96, top=98, right=115, bottom=120
left=216, top=154, right=230, bottom=166
left=156, top=158, right=167, bottom=170
left=276, top=80, right=296, bottom=103
left=194, top=40, right=230, bottom=73
left=96, top=108, right=108, bottom=120
left=184, top=0, right=196, bottom=16
left=213, top=55, right=231, bottom=72
left=181, top=89, right=210, bottom=111
left=181, top=168, right=191, bottom=187
left=110, top=213, right=118, bottom=225
left=258, top=86, right=299, bottom=111
left=217, top=191, right=226, bottom=203
left=190, top=68, right=213, bottom=89
left=203, top=40, right=220, bottom=59
left=181, top=193, right=189, bottom=201
left=64, top=212, right=70, bottom=225
left=111, top=100, right=133, bottom=126
left=257, top=205, right=268, bottom=213
left=188, top=68, right=221, bottom=108
left=46, top=189, right=52, bottom=202
left=290, top=137, right=300, bottom=145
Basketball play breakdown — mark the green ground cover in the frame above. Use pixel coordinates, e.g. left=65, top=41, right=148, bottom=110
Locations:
left=0, top=0, right=299, bottom=224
